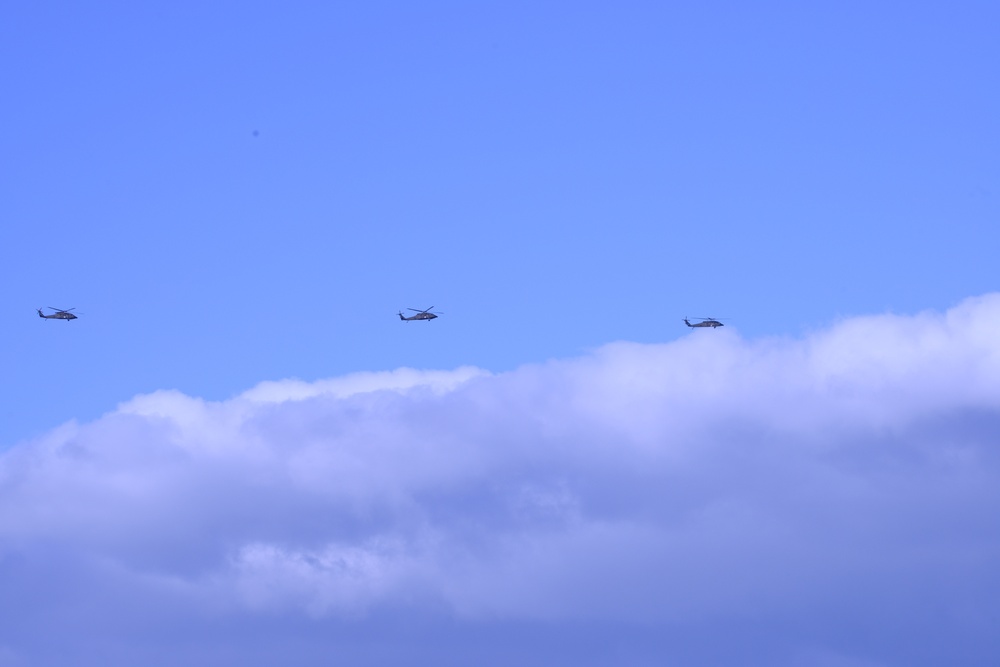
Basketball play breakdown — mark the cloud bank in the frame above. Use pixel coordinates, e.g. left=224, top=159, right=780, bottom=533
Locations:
left=2, top=296, right=1000, bottom=665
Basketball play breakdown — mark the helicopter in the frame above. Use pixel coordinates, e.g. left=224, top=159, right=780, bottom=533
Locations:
left=398, top=307, right=442, bottom=321
left=684, top=317, right=724, bottom=328
left=38, top=307, right=78, bottom=321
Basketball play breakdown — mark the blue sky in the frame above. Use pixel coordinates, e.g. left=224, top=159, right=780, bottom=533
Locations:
left=3, top=1, right=997, bottom=445
left=2, top=2, right=999, bottom=665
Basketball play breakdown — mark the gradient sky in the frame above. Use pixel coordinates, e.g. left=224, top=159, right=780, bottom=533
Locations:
left=2, top=2, right=999, bottom=665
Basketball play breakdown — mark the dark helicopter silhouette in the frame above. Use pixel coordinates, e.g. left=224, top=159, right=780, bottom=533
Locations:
left=398, top=307, right=442, bottom=321
left=38, top=307, right=78, bottom=321
left=684, top=317, right=724, bottom=328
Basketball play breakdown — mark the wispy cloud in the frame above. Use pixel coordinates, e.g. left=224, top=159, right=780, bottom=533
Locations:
left=2, top=295, right=999, bottom=665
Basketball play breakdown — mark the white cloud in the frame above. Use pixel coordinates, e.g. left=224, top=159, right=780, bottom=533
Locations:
left=2, top=295, right=1000, bottom=665
left=236, top=366, right=488, bottom=404
left=228, top=538, right=421, bottom=617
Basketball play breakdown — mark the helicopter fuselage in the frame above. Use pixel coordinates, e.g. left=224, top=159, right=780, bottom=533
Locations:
left=685, top=318, right=722, bottom=328
left=399, top=307, right=440, bottom=321
left=38, top=308, right=77, bottom=321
